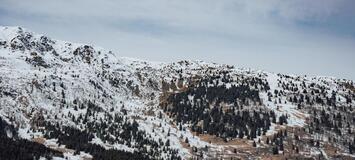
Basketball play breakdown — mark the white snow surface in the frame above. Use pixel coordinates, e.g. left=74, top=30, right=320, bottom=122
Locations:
left=1, top=26, right=354, bottom=159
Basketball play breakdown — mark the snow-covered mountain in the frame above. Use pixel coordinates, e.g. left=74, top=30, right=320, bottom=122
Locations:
left=0, top=26, right=354, bottom=160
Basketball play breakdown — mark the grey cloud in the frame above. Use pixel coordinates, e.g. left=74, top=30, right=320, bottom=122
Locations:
left=0, top=0, right=354, bottom=80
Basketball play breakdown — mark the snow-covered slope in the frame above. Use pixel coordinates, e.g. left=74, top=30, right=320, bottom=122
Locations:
left=0, top=26, right=354, bottom=159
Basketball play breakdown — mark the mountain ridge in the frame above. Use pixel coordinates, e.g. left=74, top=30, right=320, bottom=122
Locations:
left=0, top=26, right=354, bottom=159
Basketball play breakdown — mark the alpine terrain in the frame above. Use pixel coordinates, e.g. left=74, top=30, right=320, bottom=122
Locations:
left=0, top=26, right=354, bottom=160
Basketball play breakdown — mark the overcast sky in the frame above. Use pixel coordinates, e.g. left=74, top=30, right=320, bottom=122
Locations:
left=1, top=0, right=355, bottom=80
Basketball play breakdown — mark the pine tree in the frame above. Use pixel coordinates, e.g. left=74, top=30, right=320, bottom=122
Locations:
left=273, top=146, right=279, bottom=155
left=253, top=141, right=257, bottom=147
left=185, top=137, right=189, bottom=144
